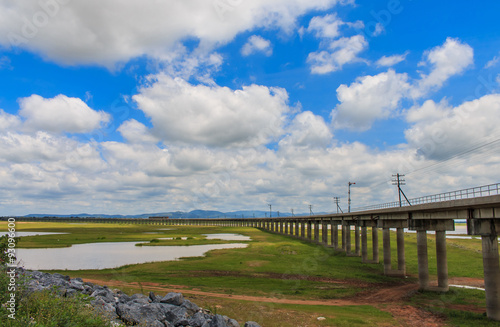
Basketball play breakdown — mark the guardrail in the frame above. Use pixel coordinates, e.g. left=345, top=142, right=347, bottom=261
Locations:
left=353, top=182, right=500, bottom=211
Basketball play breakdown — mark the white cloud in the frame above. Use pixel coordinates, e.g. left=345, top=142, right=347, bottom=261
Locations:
left=307, top=14, right=344, bottom=39
left=241, top=35, right=272, bottom=56
left=0, top=0, right=344, bottom=67
left=376, top=51, right=408, bottom=67
left=405, top=94, right=500, bottom=160
left=332, top=69, right=411, bottom=130
left=279, top=111, right=333, bottom=148
left=133, top=75, right=290, bottom=147
left=372, top=22, right=384, bottom=36
left=485, top=53, right=500, bottom=69
left=19, top=94, right=110, bottom=134
left=307, top=35, right=367, bottom=74
left=412, top=37, right=473, bottom=98
left=118, top=119, right=159, bottom=144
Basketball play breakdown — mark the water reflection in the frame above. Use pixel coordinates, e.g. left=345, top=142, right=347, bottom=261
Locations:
left=16, top=242, right=248, bottom=270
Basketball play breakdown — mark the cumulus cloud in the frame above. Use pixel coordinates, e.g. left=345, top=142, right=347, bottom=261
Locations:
left=376, top=51, right=408, bottom=67
left=332, top=69, right=411, bottom=130
left=307, top=13, right=345, bottom=39
left=279, top=111, right=333, bottom=148
left=133, top=75, right=290, bottom=147
left=19, top=94, right=110, bottom=134
left=412, top=37, right=473, bottom=98
left=0, top=0, right=344, bottom=67
left=118, top=119, right=159, bottom=144
left=241, top=35, right=272, bottom=56
left=405, top=94, right=500, bottom=160
left=307, top=35, right=367, bottom=74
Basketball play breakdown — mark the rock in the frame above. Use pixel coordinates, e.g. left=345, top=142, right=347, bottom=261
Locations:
left=189, top=311, right=209, bottom=327
left=18, top=270, right=246, bottom=327
left=226, top=317, right=240, bottom=327
left=244, top=322, right=262, bottom=327
left=181, top=299, right=200, bottom=315
left=160, top=292, right=184, bottom=306
left=116, top=302, right=167, bottom=325
left=210, top=314, right=229, bottom=327
left=91, top=287, right=116, bottom=304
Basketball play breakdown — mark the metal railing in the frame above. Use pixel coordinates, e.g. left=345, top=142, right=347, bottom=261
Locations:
left=353, top=182, right=500, bottom=211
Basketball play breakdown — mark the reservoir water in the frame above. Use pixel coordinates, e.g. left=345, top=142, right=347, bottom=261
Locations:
left=16, top=241, right=249, bottom=270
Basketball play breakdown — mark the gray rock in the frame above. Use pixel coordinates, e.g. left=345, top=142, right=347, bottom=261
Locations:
left=163, top=304, right=189, bottom=325
left=210, top=314, right=228, bottom=327
left=91, top=287, right=115, bottom=304
left=181, top=299, right=200, bottom=315
left=116, top=302, right=167, bottom=325
left=244, top=322, right=262, bottom=327
left=160, top=292, right=184, bottom=306
left=189, top=311, right=209, bottom=327
left=226, top=317, right=240, bottom=327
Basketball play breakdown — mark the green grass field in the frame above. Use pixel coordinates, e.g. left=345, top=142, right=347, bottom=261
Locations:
left=1, top=221, right=497, bottom=326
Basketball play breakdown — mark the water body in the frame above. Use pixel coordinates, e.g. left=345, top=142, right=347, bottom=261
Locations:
left=204, top=233, right=252, bottom=241
left=0, top=231, right=68, bottom=237
left=16, top=242, right=248, bottom=270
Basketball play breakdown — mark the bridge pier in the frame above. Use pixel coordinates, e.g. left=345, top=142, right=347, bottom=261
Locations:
left=409, top=219, right=454, bottom=291
left=379, top=220, right=407, bottom=276
left=322, top=219, right=328, bottom=246
left=359, top=220, right=379, bottom=263
left=468, top=218, right=500, bottom=320
left=330, top=220, right=339, bottom=249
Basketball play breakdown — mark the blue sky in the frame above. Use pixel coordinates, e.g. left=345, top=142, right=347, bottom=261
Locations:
left=0, top=0, right=500, bottom=215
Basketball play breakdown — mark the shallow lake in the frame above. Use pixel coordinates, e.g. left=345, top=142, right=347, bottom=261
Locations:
left=16, top=242, right=248, bottom=270
left=0, top=231, right=68, bottom=237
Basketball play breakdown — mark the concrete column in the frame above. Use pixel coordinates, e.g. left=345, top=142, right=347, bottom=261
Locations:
left=482, top=233, right=500, bottom=320
left=355, top=225, right=361, bottom=256
left=307, top=221, right=312, bottom=240
left=295, top=221, right=300, bottom=237
left=361, top=226, right=368, bottom=262
left=341, top=223, right=346, bottom=250
left=280, top=221, right=283, bottom=234
left=331, top=222, right=338, bottom=249
left=314, top=221, right=320, bottom=243
left=383, top=227, right=391, bottom=274
left=416, top=230, right=429, bottom=290
left=346, top=223, right=352, bottom=255
left=301, top=221, right=306, bottom=239
left=322, top=221, right=328, bottom=245
left=285, top=221, right=288, bottom=235
left=372, top=227, right=379, bottom=263
left=435, top=230, right=448, bottom=291
left=396, top=228, right=406, bottom=274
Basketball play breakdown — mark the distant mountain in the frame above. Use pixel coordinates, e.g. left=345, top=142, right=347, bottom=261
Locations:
left=22, top=209, right=330, bottom=219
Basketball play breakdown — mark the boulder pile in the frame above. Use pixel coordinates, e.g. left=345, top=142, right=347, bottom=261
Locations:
left=21, top=269, right=261, bottom=327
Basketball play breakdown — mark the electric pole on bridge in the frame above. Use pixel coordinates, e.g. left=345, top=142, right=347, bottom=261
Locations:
left=268, top=204, right=272, bottom=218
left=392, top=173, right=411, bottom=207
left=333, top=197, right=343, bottom=213
left=291, top=209, right=294, bottom=217
left=348, top=182, right=356, bottom=212
left=309, top=205, right=313, bottom=216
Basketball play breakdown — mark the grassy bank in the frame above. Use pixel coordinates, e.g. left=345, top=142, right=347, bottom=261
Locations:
left=1, top=221, right=495, bottom=326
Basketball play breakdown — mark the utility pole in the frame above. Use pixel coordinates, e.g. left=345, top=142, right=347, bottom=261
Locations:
left=392, top=173, right=411, bottom=206
left=309, top=205, right=313, bottom=216
left=277, top=211, right=280, bottom=217
left=348, top=182, right=356, bottom=212
left=268, top=204, right=272, bottom=218
left=333, top=197, right=343, bottom=213
left=291, top=209, right=294, bottom=217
